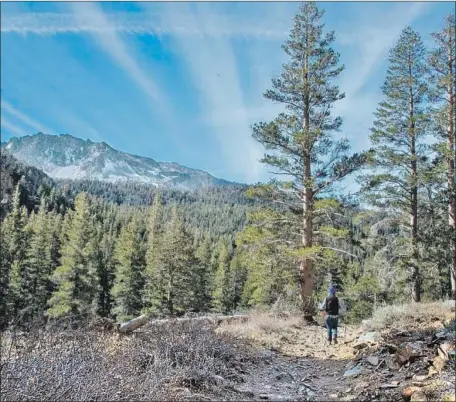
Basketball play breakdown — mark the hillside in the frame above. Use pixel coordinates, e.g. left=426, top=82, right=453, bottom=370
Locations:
left=0, top=151, right=55, bottom=218
left=2, top=133, right=234, bottom=190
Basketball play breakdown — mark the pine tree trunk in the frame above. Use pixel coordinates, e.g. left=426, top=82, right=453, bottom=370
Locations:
left=300, top=43, right=314, bottom=320
left=301, top=180, right=314, bottom=319
left=409, top=68, right=421, bottom=303
left=448, top=31, right=456, bottom=300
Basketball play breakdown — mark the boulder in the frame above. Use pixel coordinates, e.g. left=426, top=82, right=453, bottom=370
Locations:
left=366, top=355, right=379, bottom=366
left=386, top=355, right=400, bottom=371
left=395, top=342, right=424, bottom=365
left=343, top=364, right=363, bottom=377
left=353, top=332, right=381, bottom=350
left=402, top=386, right=422, bottom=399
left=410, top=391, right=427, bottom=402
left=411, top=374, right=427, bottom=382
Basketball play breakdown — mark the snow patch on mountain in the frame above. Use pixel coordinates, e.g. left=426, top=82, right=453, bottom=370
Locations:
left=2, top=133, right=233, bottom=190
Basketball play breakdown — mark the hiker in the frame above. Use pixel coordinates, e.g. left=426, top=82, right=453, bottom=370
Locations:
left=319, top=285, right=340, bottom=345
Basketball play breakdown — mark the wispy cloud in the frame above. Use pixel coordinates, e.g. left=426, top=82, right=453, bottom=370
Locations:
left=337, top=2, right=429, bottom=105
left=1, top=100, right=55, bottom=134
left=155, top=3, right=265, bottom=182
left=1, top=10, right=289, bottom=39
left=0, top=115, right=27, bottom=137
left=66, top=2, right=187, bottom=154
left=333, top=2, right=430, bottom=151
left=68, top=3, right=161, bottom=103
left=0, top=1, right=442, bottom=184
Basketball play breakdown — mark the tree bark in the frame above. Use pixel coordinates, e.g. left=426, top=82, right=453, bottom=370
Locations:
left=301, top=183, right=314, bottom=319
left=300, top=30, right=315, bottom=320
left=447, top=28, right=456, bottom=300
left=409, top=61, right=421, bottom=302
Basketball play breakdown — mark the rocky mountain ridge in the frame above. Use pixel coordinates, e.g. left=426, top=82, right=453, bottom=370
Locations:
left=2, top=133, right=233, bottom=190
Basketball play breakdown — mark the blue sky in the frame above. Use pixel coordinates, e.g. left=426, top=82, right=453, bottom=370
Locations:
left=1, top=1, right=454, bottom=185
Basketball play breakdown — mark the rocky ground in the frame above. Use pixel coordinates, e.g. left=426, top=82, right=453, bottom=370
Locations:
left=212, top=305, right=456, bottom=402
left=1, top=303, right=454, bottom=401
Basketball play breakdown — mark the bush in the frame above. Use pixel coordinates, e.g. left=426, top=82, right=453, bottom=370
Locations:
left=343, top=299, right=374, bottom=324
left=369, top=300, right=455, bottom=331
left=0, top=320, right=256, bottom=401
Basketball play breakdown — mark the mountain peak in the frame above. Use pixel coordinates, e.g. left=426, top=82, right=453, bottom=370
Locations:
left=2, top=133, right=232, bottom=190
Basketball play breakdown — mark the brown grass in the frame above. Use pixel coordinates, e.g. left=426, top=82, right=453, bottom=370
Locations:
left=0, top=320, right=257, bottom=401
left=369, top=300, right=455, bottom=331
left=218, top=311, right=303, bottom=339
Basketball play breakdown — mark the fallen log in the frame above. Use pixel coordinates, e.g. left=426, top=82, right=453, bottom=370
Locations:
left=118, top=314, right=149, bottom=333
left=117, top=314, right=250, bottom=333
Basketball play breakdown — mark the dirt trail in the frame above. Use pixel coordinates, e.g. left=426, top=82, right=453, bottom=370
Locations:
left=214, top=323, right=361, bottom=401
left=215, top=314, right=455, bottom=402
left=230, top=350, right=352, bottom=401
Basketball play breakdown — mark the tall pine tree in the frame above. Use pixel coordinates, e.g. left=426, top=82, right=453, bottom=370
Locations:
left=249, top=1, right=365, bottom=318
left=427, top=13, right=456, bottom=299
left=25, top=198, right=54, bottom=322
left=212, top=241, right=231, bottom=313
left=111, top=216, right=145, bottom=322
left=7, top=184, right=30, bottom=322
left=47, top=193, right=99, bottom=320
left=158, top=205, right=195, bottom=316
left=96, top=207, right=117, bottom=317
left=193, top=236, right=214, bottom=312
left=142, top=193, right=164, bottom=313
left=363, top=27, right=429, bottom=302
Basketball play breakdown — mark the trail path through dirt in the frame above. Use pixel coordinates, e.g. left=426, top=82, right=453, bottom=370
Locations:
left=231, top=350, right=352, bottom=401
left=215, top=323, right=361, bottom=401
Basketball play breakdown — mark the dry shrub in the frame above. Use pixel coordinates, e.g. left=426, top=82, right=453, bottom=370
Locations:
left=218, top=310, right=303, bottom=338
left=370, top=300, right=455, bottom=331
left=0, top=320, right=256, bottom=401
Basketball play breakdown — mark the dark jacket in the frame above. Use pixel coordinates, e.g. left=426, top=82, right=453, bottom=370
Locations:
left=323, top=295, right=339, bottom=315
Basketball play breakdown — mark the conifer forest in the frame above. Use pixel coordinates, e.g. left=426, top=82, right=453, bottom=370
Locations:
left=1, top=3, right=455, bottom=330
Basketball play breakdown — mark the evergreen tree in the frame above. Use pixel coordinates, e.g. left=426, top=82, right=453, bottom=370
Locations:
left=142, top=193, right=164, bottom=313
left=158, top=205, right=195, bottom=316
left=96, top=208, right=117, bottom=317
left=48, top=212, right=62, bottom=293
left=24, top=198, right=54, bottom=321
left=212, top=241, right=231, bottom=313
left=47, top=193, right=98, bottom=320
left=193, top=236, right=214, bottom=312
left=363, top=27, right=429, bottom=302
left=7, top=184, right=30, bottom=322
left=249, top=1, right=366, bottom=318
left=111, top=216, right=145, bottom=322
left=228, top=251, right=248, bottom=311
left=239, top=219, right=297, bottom=308
left=0, top=214, right=12, bottom=328
left=427, top=13, right=456, bottom=299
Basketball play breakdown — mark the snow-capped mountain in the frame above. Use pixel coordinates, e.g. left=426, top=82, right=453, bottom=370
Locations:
left=2, top=133, right=233, bottom=189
